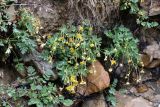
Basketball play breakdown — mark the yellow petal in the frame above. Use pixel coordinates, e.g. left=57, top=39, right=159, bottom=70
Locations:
left=66, top=85, right=75, bottom=93
left=111, top=59, right=116, bottom=65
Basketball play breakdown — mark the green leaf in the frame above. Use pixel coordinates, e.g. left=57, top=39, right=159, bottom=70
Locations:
left=62, top=99, right=73, bottom=106
left=0, top=40, right=4, bottom=46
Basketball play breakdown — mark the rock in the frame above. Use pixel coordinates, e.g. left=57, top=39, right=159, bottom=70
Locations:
left=76, top=61, right=110, bottom=96
left=140, top=0, right=150, bottom=12
left=22, top=50, right=58, bottom=80
left=150, top=94, right=160, bottom=103
left=143, top=42, right=160, bottom=59
left=140, top=54, right=153, bottom=67
left=142, top=42, right=160, bottom=68
left=18, top=0, right=119, bottom=33
left=136, top=84, right=149, bottom=93
left=140, top=53, right=160, bottom=68
left=17, top=0, right=67, bottom=33
left=125, top=97, right=152, bottom=107
left=149, top=0, right=160, bottom=16
left=6, top=5, right=16, bottom=22
left=140, top=0, right=160, bottom=16
left=0, top=66, right=17, bottom=85
left=82, top=93, right=108, bottom=107
left=115, top=92, right=152, bottom=107
left=115, top=92, right=133, bottom=107
left=147, top=59, right=160, bottom=68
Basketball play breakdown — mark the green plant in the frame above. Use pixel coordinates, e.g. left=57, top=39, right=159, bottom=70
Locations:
left=0, top=1, right=41, bottom=62
left=0, top=66, right=73, bottom=107
left=120, top=0, right=159, bottom=28
left=104, top=26, right=140, bottom=79
left=45, top=23, right=101, bottom=89
left=0, top=1, right=74, bottom=106
left=45, top=23, right=102, bottom=92
left=106, top=79, right=118, bottom=107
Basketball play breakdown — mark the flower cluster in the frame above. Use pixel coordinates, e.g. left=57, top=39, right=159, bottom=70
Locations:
left=45, top=24, right=101, bottom=92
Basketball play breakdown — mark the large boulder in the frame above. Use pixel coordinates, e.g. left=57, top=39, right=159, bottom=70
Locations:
left=76, top=61, right=110, bottom=96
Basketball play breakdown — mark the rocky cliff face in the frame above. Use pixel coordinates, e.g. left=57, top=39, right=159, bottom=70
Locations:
left=17, top=0, right=120, bottom=33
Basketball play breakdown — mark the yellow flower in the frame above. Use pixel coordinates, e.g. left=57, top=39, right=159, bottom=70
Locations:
left=79, top=26, right=84, bottom=32
left=65, top=42, right=69, bottom=45
left=67, top=60, right=71, bottom=64
left=47, top=35, right=52, bottom=39
left=92, top=59, right=96, bottom=62
left=70, top=75, right=78, bottom=84
left=76, top=43, right=80, bottom=47
left=111, top=59, right=116, bottom=65
left=89, top=27, right=93, bottom=32
left=69, top=38, right=73, bottom=42
left=87, top=57, right=91, bottom=61
left=128, top=59, right=132, bottom=64
left=80, top=80, right=86, bottom=85
left=90, top=43, right=95, bottom=48
left=80, top=76, right=86, bottom=85
left=76, top=33, right=83, bottom=41
left=80, top=61, right=85, bottom=65
left=66, top=85, right=75, bottom=93
left=70, top=48, right=75, bottom=53
left=58, top=37, right=64, bottom=41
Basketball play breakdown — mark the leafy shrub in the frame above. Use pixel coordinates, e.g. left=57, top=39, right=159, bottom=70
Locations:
left=45, top=24, right=101, bottom=85
left=120, top=0, right=158, bottom=28
left=0, top=1, right=41, bottom=62
left=106, top=79, right=118, bottom=107
left=0, top=66, right=73, bottom=107
left=0, top=1, right=73, bottom=106
left=104, top=26, right=140, bottom=79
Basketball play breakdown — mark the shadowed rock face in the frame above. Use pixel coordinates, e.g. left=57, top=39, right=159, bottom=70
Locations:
left=0, top=66, right=17, bottom=85
left=17, top=0, right=120, bottom=33
left=141, top=0, right=160, bottom=16
left=149, top=0, right=160, bottom=16
left=82, top=93, right=108, bottom=107
left=17, top=0, right=67, bottom=33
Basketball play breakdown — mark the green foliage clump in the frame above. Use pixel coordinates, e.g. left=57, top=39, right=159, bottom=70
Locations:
left=0, top=66, right=73, bottom=107
left=45, top=24, right=101, bottom=84
left=0, top=1, right=73, bottom=106
left=0, top=1, right=41, bottom=62
left=104, top=26, right=140, bottom=77
left=106, top=79, right=118, bottom=107
left=120, top=0, right=159, bottom=28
